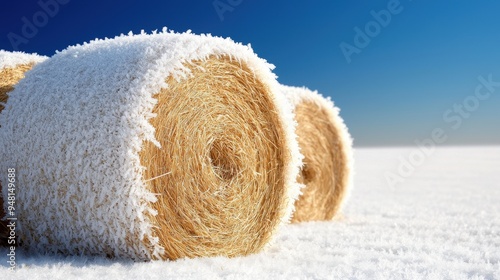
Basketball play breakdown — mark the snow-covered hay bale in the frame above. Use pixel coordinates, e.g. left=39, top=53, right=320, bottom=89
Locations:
left=282, top=85, right=353, bottom=223
left=0, top=30, right=302, bottom=260
left=0, top=50, right=47, bottom=246
left=0, top=50, right=47, bottom=113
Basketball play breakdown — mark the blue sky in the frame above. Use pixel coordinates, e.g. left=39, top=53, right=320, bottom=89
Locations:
left=1, top=0, right=499, bottom=146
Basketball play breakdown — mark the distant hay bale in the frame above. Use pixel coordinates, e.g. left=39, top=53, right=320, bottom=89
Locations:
left=0, top=31, right=301, bottom=260
left=281, top=85, right=353, bottom=223
left=0, top=50, right=47, bottom=113
left=0, top=50, right=47, bottom=246
left=0, top=64, right=32, bottom=112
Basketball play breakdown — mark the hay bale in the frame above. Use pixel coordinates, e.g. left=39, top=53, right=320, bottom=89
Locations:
left=0, top=50, right=47, bottom=246
left=0, top=30, right=302, bottom=260
left=281, top=85, right=353, bottom=223
left=0, top=50, right=47, bottom=113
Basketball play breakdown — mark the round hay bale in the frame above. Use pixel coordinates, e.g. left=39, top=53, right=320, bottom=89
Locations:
left=281, top=85, right=353, bottom=223
left=0, top=50, right=47, bottom=114
left=0, top=50, right=47, bottom=246
left=0, top=30, right=302, bottom=260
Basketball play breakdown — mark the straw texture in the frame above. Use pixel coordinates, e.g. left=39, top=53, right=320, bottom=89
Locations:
left=0, top=30, right=301, bottom=260
left=0, top=50, right=47, bottom=246
left=0, top=50, right=47, bottom=114
left=282, top=85, right=353, bottom=223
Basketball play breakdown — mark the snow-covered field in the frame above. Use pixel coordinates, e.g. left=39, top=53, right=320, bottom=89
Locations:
left=2, top=147, right=499, bottom=280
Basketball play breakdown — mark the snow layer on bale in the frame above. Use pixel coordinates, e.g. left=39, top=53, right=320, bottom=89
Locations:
left=0, top=50, right=47, bottom=69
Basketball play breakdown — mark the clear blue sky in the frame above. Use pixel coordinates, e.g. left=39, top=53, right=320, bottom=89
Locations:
left=1, top=0, right=499, bottom=146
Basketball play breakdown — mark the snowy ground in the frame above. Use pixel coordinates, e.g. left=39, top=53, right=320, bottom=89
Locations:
left=1, top=147, right=499, bottom=280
